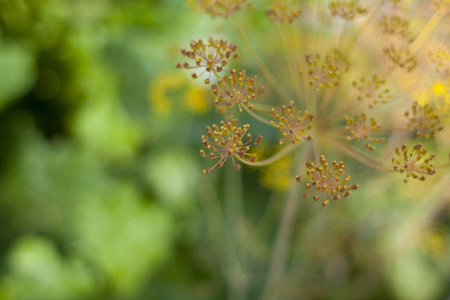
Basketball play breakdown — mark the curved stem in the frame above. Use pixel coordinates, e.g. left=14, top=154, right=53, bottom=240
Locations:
left=235, top=142, right=302, bottom=167
left=251, top=102, right=279, bottom=112
left=243, top=105, right=273, bottom=126
left=330, top=140, right=392, bottom=172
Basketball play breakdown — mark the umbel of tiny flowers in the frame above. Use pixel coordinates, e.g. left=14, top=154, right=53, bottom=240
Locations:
left=383, top=44, right=417, bottom=72
left=427, top=47, right=450, bottom=76
left=296, top=155, right=359, bottom=207
left=195, top=0, right=250, bottom=18
left=352, top=75, right=391, bottom=109
left=265, top=0, right=301, bottom=24
left=211, top=69, right=264, bottom=112
left=200, top=118, right=263, bottom=173
left=270, top=101, right=314, bottom=145
left=431, top=0, right=450, bottom=15
left=345, top=112, right=385, bottom=151
left=379, top=15, right=411, bottom=41
left=329, top=0, right=367, bottom=21
left=392, top=143, right=436, bottom=183
left=301, top=51, right=350, bottom=92
left=404, top=101, right=444, bottom=139
left=175, top=37, right=239, bottom=84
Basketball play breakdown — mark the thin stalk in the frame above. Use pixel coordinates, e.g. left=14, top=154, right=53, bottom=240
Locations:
left=234, top=22, right=293, bottom=104
left=278, top=24, right=303, bottom=104
left=330, top=140, right=392, bottom=172
left=409, top=12, right=443, bottom=54
left=235, top=142, right=302, bottom=167
left=243, top=106, right=273, bottom=126
left=225, top=162, right=248, bottom=300
left=251, top=102, right=279, bottom=112
left=260, top=144, right=312, bottom=300
left=198, top=182, right=246, bottom=298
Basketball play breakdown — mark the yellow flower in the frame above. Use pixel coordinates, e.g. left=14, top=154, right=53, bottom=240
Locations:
left=433, top=82, right=446, bottom=96
left=184, top=85, right=210, bottom=115
left=148, top=73, right=184, bottom=115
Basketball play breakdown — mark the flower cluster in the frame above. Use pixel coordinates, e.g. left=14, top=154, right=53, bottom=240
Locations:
left=200, top=118, right=262, bottom=173
left=271, top=101, right=314, bottom=145
left=352, top=75, right=391, bottom=108
left=329, top=0, right=367, bottom=21
left=404, top=101, right=444, bottom=138
left=265, top=0, right=301, bottom=24
left=379, top=15, right=411, bottom=40
left=392, top=143, right=436, bottom=183
left=427, top=48, right=450, bottom=76
left=211, top=69, right=264, bottom=111
left=383, top=44, right=417, bottom=72
left=345, top=112, right=385, bottom=151
left=175, top=37, right=239, bottom=84
left=302, top=51, right=350, bottom=91
left=296, top=156, right=359, bottom=207
left=194, top=0, right=250, bottom=18
left=431, top=0, right=450, bottom=14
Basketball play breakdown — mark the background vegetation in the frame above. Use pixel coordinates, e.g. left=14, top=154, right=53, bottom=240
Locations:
left=0, top=0, right=449, bottom=300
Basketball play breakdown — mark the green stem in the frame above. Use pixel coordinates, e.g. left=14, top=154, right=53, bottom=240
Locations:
left=225, top=163, right=248, bottom=300
left=243, top=105, right=273, bottom=126
left=234, top=21, right=293, bottom=104
left=235, top=142, right=302, bottom=167
left=409, top=12, right=443, bottom=54
left=260, top=144, right=312, bottom=300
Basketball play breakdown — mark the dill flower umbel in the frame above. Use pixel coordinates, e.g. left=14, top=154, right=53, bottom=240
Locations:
left=430, top=0, right=450, bottom=14
left=194, top=0, right=250, bottom=18
left=211, top=69, right=264, bottom=111
left=383, top=44, right=417, bottom=72
left=265, top=0, right=301, bottom=24
left=270, top=101, right=314, bottom=145
left=296, top=155, right=359, bottom=207
left=404, top=101, right=444, bottom=138
left=427, top=48, right=450, bottom=76
left=392, top=143, right=436, bottom=183
left=379, top=15, right=411, bottom=40
left=352, top=75, right=391, bottom=108
left=302, top=51, right=350, bottom=91
left=200, top=118, right=262, bottom=173
left=176, top=37, right=239, bottom=84
left=345, top=112, right=385, bottom=151
left=329, top=0, right=367, bottom=21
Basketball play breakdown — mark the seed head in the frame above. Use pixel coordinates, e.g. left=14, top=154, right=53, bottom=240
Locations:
left=212, top=69, right=264, bottom=112
left=175, top=37, right=239, bottom=84
left=265, top=0, right=301, bottom=24
left=329, top=0, right=367, bottom=21
left=271, top=101, right=314, bottom=144
left=352, top=75, right=391, bottom=108
left=392, top=143, right=436, bottom=183
left=345, top=112, right=385, bottom=151
left=383, top=44, right=417, bottom=72
left=379, top=15, right=411, bottom=40
left=296, top=156, right=359, bottom=207
left=200, top=118, right=263, bottom=173
left=404, top=102, right=444, bottom=138
left=427, top=48, right=450, bottom=77
left=302, top=51, right=350, bottom=92
left=195, top=0, right=250, bottom=18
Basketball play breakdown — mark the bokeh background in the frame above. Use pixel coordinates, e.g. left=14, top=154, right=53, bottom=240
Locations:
left=0, top=0, right=449, bottom=300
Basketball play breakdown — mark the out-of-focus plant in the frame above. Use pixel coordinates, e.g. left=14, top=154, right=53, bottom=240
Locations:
left=176, top=0, right=450, bottom=299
